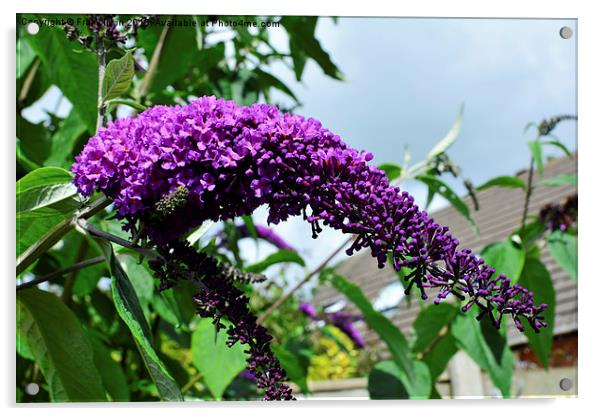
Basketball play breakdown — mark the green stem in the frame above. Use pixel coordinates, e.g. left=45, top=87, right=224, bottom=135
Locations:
left=16, top=256, right=105, bottom=291
left=96, top=47, right=107, bottom=132
left=61, top=238, right=89, bottom=305
left=520, top=134, right=541, bottom=235
left=17, top=59, right=40, bottom=111
left=181, top=373, right=202, bottom=394
left=16, top=196, right=110, bottom=276
left=138, top=18, right=171, bottom=97
left=76, top=219, right=159, bottom=261
left=106, top=98, right=148, bottom=112
left=416, top=322, right=452, bottom=360
left=257, top=236, right=352, bottom=324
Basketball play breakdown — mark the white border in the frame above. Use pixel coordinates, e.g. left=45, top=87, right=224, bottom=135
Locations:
left=3, top=1, right=600, bottom=416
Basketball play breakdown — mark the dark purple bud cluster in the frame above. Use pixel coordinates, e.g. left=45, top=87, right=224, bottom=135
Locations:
left=539, top=194, right=577, bottom=232
left=536, top=115, right=577, bottom=137
left=63, top=14, right=152, bottom=52
left=72, top=96, right=548, bottom=337
left=149, top=241, right=294, bottom=401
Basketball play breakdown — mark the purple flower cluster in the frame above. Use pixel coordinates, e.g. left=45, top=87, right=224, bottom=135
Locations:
left=539, top=194, right=577, bottom=232
left=299, top=303, right=365, bottom=348
left=218, top=224, right=296, bottom=252
left=328, top=312, right=366, bottom=348
left=64, top=14, right=152, bottom=51
left=72, top=96, right=547, bottom=334
left=149, top=241, right=294, bottom=400
left=299, top=302, right=318, bottom=319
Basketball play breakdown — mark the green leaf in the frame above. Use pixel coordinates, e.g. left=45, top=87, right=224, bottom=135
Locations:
left=16, top=324, right=34, bottom=360
left=411, top=303, right=457, bottom=353
left=17, top=138, right=42, bottom=173
left=16, top=209, right=73, bottom=259
left=191, top=318, right=248, bottom=400
left=17, top=116, right=51, bottom=166
left=537, top=174, right=577, bottom=188
left=242, top=215, right=258, bottom=240
left=198, top=42, right=226, bottom=71
left=102, top=52, right=135, bottom=102
left=17, top=289, right=106, bottom=402
left=25, top=17, right=99, bottom=132
left=547, top=231, right=577, bottom=283
left=421, top=331, right=458, bottom=380
left=186, top=221, right=216, bottom=245
left=515, top=220, right=547, bottom=246
left=256, top=69, right=299, bottom=103
left=426, top=105, right=463, bottom=160
left=87, top=331, right=130, bottom=401
left=44, top=111, right=88, bottom=168
left=17, top=35, right=36, bottom=79
left=416, top=175, right=476, bottom=229
left=451, top=310, right=514, bottom=397
left=476, top=175, right=526, bottom=191
left=245, top=249, right=305, bottom=273
left=543, top=139, right=572, bottom=157
left=98, top=240, right=183, bottom=401
left=17, top=50, right=52, bottom=111
left=326, top=273, right=416, bottom=386
left=119, top=255, right=155, bottom=323
left=282, top=17, right=317, bottom=81
left=106, top=98, right=148, bottom=112
left=137, top=19, right=199, bottom=94
left=368, top=360, right=431, bottom=399
left=480, top=239, right=526, bottom=284
left=151, top=280, right=197, bottom=329
left=517, top=257, right=556, bottom=368
left=318, top=325, right=352, bottom=353
left=272, top=345, right=309, bottom=393
left=17, top=167, right=79, bottom=214
left=529, top=140, right=544, bottom=176
left=280, top=16, right=343, bottom=80
left=63, top=234, right=106, bottom=297
left=379, top=163, right=402, bottom=181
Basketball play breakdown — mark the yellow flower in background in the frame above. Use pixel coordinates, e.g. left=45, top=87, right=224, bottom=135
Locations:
left=307, top=326, right=359, bottom=381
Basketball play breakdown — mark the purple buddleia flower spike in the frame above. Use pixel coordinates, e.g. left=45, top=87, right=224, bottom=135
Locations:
left=539, top=194, right=577, bottom=231
left=327, top=311, right=366, bottom=349
left=247, top=224, right=296, bottom=252
left=299, top=303, right=365, bottom=348
left=72, top=96, right=547, bottom=341
left=218, top=224, right=296, bottom=252
left=149, top=241, right=294, bottom=400
left=299, top=302, right=318, bottom=319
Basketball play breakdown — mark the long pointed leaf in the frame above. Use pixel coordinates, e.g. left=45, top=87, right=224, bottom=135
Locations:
left=426, top=105, right=463, bottom=160
left=102, top=52, right=135, bottom=102
left=416, top=175, right=476, bottom=230
left=97, top=240, right=183, bottom=401
left=547, top=231, right=577, bottom=283
left=452, top=310, right=514, bottom=397
left=476, top=175, right=525, bottom=191
left=326, top=273, right=416, bottom=387
left=517, top=257, right=556, bottom=368
left=17, top=289, right=107, bottom=402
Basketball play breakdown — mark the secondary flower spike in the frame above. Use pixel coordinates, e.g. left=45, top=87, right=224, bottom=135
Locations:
left=217, top=224, right=297, bottom=252
left=72, top=96, right=547, bottom=334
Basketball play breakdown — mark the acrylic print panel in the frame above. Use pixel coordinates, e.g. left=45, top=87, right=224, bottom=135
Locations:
left=16, top=14, right=577, bottom=402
